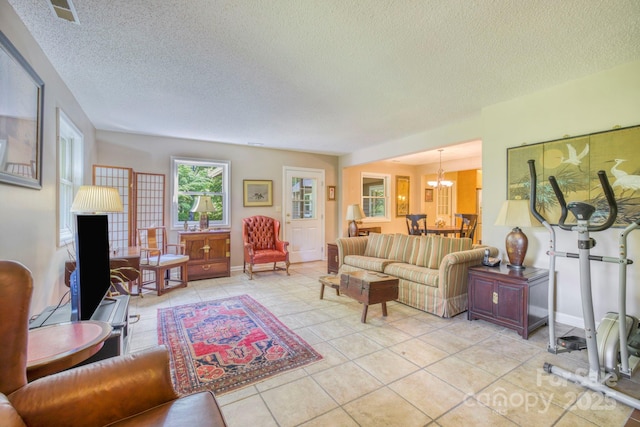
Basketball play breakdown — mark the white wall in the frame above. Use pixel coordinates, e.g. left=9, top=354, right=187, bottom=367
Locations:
left=0, top=1, right=97, bottom=315
left=96, top=131, right=339, bottom=268
left=341, top=113, right=483, bottom=168
left=481, top=60, right=640, bottom=327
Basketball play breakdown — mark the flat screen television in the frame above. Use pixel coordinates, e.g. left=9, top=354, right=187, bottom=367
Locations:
left=70, top=214, right=112, bottom=321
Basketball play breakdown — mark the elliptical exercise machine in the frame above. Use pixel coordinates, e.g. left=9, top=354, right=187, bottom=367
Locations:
left=527, top=159, right=640, bottom=410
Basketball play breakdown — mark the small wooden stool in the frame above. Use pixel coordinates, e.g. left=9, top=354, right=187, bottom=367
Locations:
left=318, top=275, right=340, bottom=300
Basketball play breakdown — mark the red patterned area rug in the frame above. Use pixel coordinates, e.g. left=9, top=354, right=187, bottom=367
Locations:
left=158, top=294, right=322, bottom=396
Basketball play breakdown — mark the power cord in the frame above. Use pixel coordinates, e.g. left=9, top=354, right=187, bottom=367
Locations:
left=29, top=290, right=70, bottom=326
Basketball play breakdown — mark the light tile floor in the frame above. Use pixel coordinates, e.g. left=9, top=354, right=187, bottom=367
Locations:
left=127, top=261, right=639, bottom=427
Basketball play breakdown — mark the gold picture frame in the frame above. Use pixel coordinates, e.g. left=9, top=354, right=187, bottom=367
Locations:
left=424, top=188, right=434, bottom=202
left=396, top=175, right=410, bottom=217
left=327, top=185, right=336, bottom=201
left=243, top=180, right=273, bottom=207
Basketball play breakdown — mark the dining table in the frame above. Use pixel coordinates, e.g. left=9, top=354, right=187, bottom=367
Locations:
left=426, top=226, right=461, bottom=237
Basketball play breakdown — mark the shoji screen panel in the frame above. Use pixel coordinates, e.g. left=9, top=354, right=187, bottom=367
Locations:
left=93, top=165, right=133, bottom=249
left=136, top=172, right=165, bottom=229
left=136, top=172, right=165, bottom=285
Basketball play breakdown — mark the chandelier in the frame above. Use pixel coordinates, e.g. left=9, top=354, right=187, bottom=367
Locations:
left=427, top=149, right=453, bottom=188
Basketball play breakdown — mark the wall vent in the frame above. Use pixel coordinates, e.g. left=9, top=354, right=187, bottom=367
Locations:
left=49, top=0, right=80, bottom=24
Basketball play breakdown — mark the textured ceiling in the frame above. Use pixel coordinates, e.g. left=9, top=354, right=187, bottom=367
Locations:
left=7, top=0, right=640, bottom=159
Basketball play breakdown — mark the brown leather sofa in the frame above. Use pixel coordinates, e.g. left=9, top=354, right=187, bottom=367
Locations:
left=0, top=260, right=227, bottom=427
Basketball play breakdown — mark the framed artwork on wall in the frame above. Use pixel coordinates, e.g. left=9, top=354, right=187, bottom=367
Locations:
left=327, top=185, right=336, bottom=201
left=507, top=124, right=640, bottom=226
left=424, top=188, right=433, bottom=202
left=243, top=179, right=273, bottom=207
left=0, top=31, right=44, bottom=190
left=396, top=175, right=410, bottom=217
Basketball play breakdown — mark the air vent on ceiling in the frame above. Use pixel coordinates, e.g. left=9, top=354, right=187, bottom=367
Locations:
left=49, top=0, right=80, bottom=24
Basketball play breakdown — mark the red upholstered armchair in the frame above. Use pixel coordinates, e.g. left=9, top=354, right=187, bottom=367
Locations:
left=242, top=216, right=290, bottom=280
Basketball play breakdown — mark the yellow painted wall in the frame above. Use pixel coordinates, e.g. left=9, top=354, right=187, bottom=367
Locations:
left=456, top=170, right=478, bottom=215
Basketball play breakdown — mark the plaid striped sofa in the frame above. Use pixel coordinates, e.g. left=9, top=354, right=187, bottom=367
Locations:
left=336, top=233, right=498, bottom=318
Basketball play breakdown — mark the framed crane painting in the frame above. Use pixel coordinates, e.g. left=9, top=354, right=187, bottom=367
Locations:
left=507, top=125, right=640, bottom=226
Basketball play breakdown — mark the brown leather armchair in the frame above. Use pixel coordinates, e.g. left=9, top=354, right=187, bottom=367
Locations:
left=242, top=215, right=290, bottom=280
left=0, top=260, right=226, bottom=427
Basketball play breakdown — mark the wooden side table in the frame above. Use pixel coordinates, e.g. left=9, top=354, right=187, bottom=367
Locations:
left=27, top=321, right=112, bottom=381
left=357, top=226, right=381, bottom=236
left=467, top=265, right=549, bottom=339
left=179, top=230, right=231, bottom=280
left=327, top=243, right=339, bottom=274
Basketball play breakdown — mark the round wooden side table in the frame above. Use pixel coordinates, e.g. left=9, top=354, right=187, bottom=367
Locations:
left=27, top=320, right=112, bottom=381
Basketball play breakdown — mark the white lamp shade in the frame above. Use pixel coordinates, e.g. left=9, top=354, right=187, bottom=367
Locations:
left=494, top=199, right=538, bottom=227
left=191, top=195, right=214, bottom=213
left=345, top=204, right=365, bottom=221
left=70, top=186, right=123, bottom=213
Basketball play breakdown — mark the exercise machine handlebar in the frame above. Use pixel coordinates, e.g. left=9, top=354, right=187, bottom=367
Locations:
left=527, top=159, right=617, bottom=232
left=548, top=175, right=570, bottom=229
left=527, top=160, right=547, bottom=225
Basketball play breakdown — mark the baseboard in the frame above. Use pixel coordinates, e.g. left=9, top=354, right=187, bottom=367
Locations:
left=554, top=312, right=584, bottom=328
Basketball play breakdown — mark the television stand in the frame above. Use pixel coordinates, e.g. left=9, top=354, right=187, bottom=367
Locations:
left=29, top=294, right=130, bottom=365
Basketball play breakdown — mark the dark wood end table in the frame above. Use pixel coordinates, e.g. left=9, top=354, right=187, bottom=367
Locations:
left=467, top=265, right=549, bottom=339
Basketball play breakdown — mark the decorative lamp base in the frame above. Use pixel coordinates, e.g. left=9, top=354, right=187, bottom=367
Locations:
left=505, top=226, right=528, bottom=270
left=348, top=220, right=358, bottom=237
left=199, top=215, right=209, bottom=231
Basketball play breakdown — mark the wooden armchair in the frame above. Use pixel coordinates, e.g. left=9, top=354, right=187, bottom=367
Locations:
left=138, top=226, right=189, bottom=295
left=242, top=216, right=290, bottom=280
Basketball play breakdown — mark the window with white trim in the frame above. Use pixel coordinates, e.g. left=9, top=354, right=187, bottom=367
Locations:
left=361, top=173, right=390, bottom=220
left=58, top=110, right=83, bottom=246
left=171, top=157, right=231, bottom=228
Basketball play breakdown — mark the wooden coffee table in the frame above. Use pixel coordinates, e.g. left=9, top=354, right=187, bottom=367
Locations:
left=339, top=271, right=399, bottom=323
left=319, top=275, right=340, bottom=300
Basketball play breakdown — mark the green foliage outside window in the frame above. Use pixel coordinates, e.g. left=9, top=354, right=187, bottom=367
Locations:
left=177, top=163, right=224, bottom=222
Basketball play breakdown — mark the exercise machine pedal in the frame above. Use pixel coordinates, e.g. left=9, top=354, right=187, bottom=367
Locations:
left=557, top=336, right=587, bottom=351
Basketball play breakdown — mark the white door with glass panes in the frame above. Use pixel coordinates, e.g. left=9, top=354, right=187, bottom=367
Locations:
left=436, top=186, right=454, bottom=225
left=284, top=167, right=324, bottom=263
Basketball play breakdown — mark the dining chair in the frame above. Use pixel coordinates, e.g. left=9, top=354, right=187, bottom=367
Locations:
left=405, top=214, right=427, bottom=235
left=455, top=213, right=478, bottom=241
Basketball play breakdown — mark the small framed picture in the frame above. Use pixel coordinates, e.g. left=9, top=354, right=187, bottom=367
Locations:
left=424, top=188, right=434, bottom=202
left=243, top=180, right=273, bottom=207
left=327, top=185, right=336, bottom=201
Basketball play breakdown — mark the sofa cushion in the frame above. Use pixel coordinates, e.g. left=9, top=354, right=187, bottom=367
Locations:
left=387, top=234, right=417, bottom=263
left=363, top=233, right=393, bottom=259
left=343, top=255, right=394, bottom=273
left=414, top=235, right=434, bottom=267
left=384, top=262, right=439, bottom=287
left=427, top=235, right=473, bottom=268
